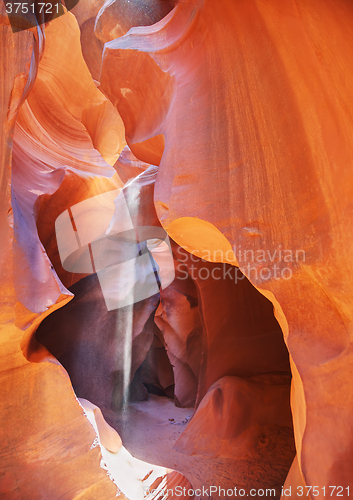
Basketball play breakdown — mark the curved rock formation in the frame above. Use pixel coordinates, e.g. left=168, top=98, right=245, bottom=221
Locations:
left=79, top=397, right=194, bottom=499
left=155, top=263, right=202, bottom=408
left=95, top=0, right=175, bottom=43
left=1, top=7, right=125, bottom=499
left=99, top=0, right=353, bottom=490
left=36, top=274, right=159, bottom=411
left=0, top=8, right=120, bottom=499
left=175, top=375, right=293, bottom=459
left=173, top=252, right=291, bottom=405
left=2, top=0, right=353, bottom=497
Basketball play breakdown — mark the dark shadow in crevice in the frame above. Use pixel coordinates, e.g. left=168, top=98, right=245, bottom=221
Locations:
left=35, top=273, right=161, bottom=417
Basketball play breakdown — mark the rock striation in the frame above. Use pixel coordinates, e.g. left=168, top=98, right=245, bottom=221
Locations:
left=1, top=0, right=353, bottom=497
left=99, top=0, right=353, bottom=491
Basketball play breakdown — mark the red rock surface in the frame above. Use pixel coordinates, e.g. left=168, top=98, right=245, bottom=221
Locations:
left=35, top=274, right=159, bottom=411
left=0, top=6, right=123, bottom=498
left=99, top=0, right=353, bottom=491
left=175, top=375, right=292, bottom=459
left=2, top=0, right=353, bottom=497
left=95, top=0, right=175, bottom=43
left=155, top=264, right=202, bottom=408
left=174, top=254, right=291, bottom=405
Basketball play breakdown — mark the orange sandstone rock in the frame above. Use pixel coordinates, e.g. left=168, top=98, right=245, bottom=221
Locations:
left=99, top=0, right=353, bottom=489
left=95, top=0, right=175, bottom=43
left=0, top=9, right=124, bottom=499
left=36, top=274, right=159, bottom=411
left=155, top=264, right=202, bottom=408
left=175, top=375, right=292, bottom=459
left=175, top=254, right=291, bottom=405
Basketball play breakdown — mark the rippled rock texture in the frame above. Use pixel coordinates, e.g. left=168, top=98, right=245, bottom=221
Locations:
left=99, top=0, right=353, bottom=492
left=1, top=0, right=353, bottom=498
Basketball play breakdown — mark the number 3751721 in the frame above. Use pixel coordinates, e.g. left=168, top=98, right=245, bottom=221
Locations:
left=5, top=3, right=61, bottom=14
left=296, top=486, right=350, bottom=496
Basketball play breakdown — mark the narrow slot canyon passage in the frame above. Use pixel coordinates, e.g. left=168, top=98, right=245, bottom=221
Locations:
left=35, top=249, right=295, bottom=499
left=2, top=0, right=353, bottom=498
left=33, top=128, right=295, bottom=497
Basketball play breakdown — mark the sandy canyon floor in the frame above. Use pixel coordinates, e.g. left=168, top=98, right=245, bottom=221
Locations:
left=104, top=395, right=295, bottom=500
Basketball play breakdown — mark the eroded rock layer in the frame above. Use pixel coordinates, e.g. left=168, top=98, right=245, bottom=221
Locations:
left=99, top=0, right=353, bottom=490
left=0, top=12, right=123, bottom=500
left=1, top=0, right=353, bottom=497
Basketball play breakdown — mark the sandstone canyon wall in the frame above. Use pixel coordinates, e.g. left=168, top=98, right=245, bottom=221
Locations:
left=1, top=0, right=353, bottom=498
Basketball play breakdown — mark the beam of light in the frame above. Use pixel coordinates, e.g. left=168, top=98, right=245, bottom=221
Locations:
left=122, top=302, right=134, bottom=412
left=55, top=170, right=174, bottom=427
left=78, top=398, right=168, bottom=500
